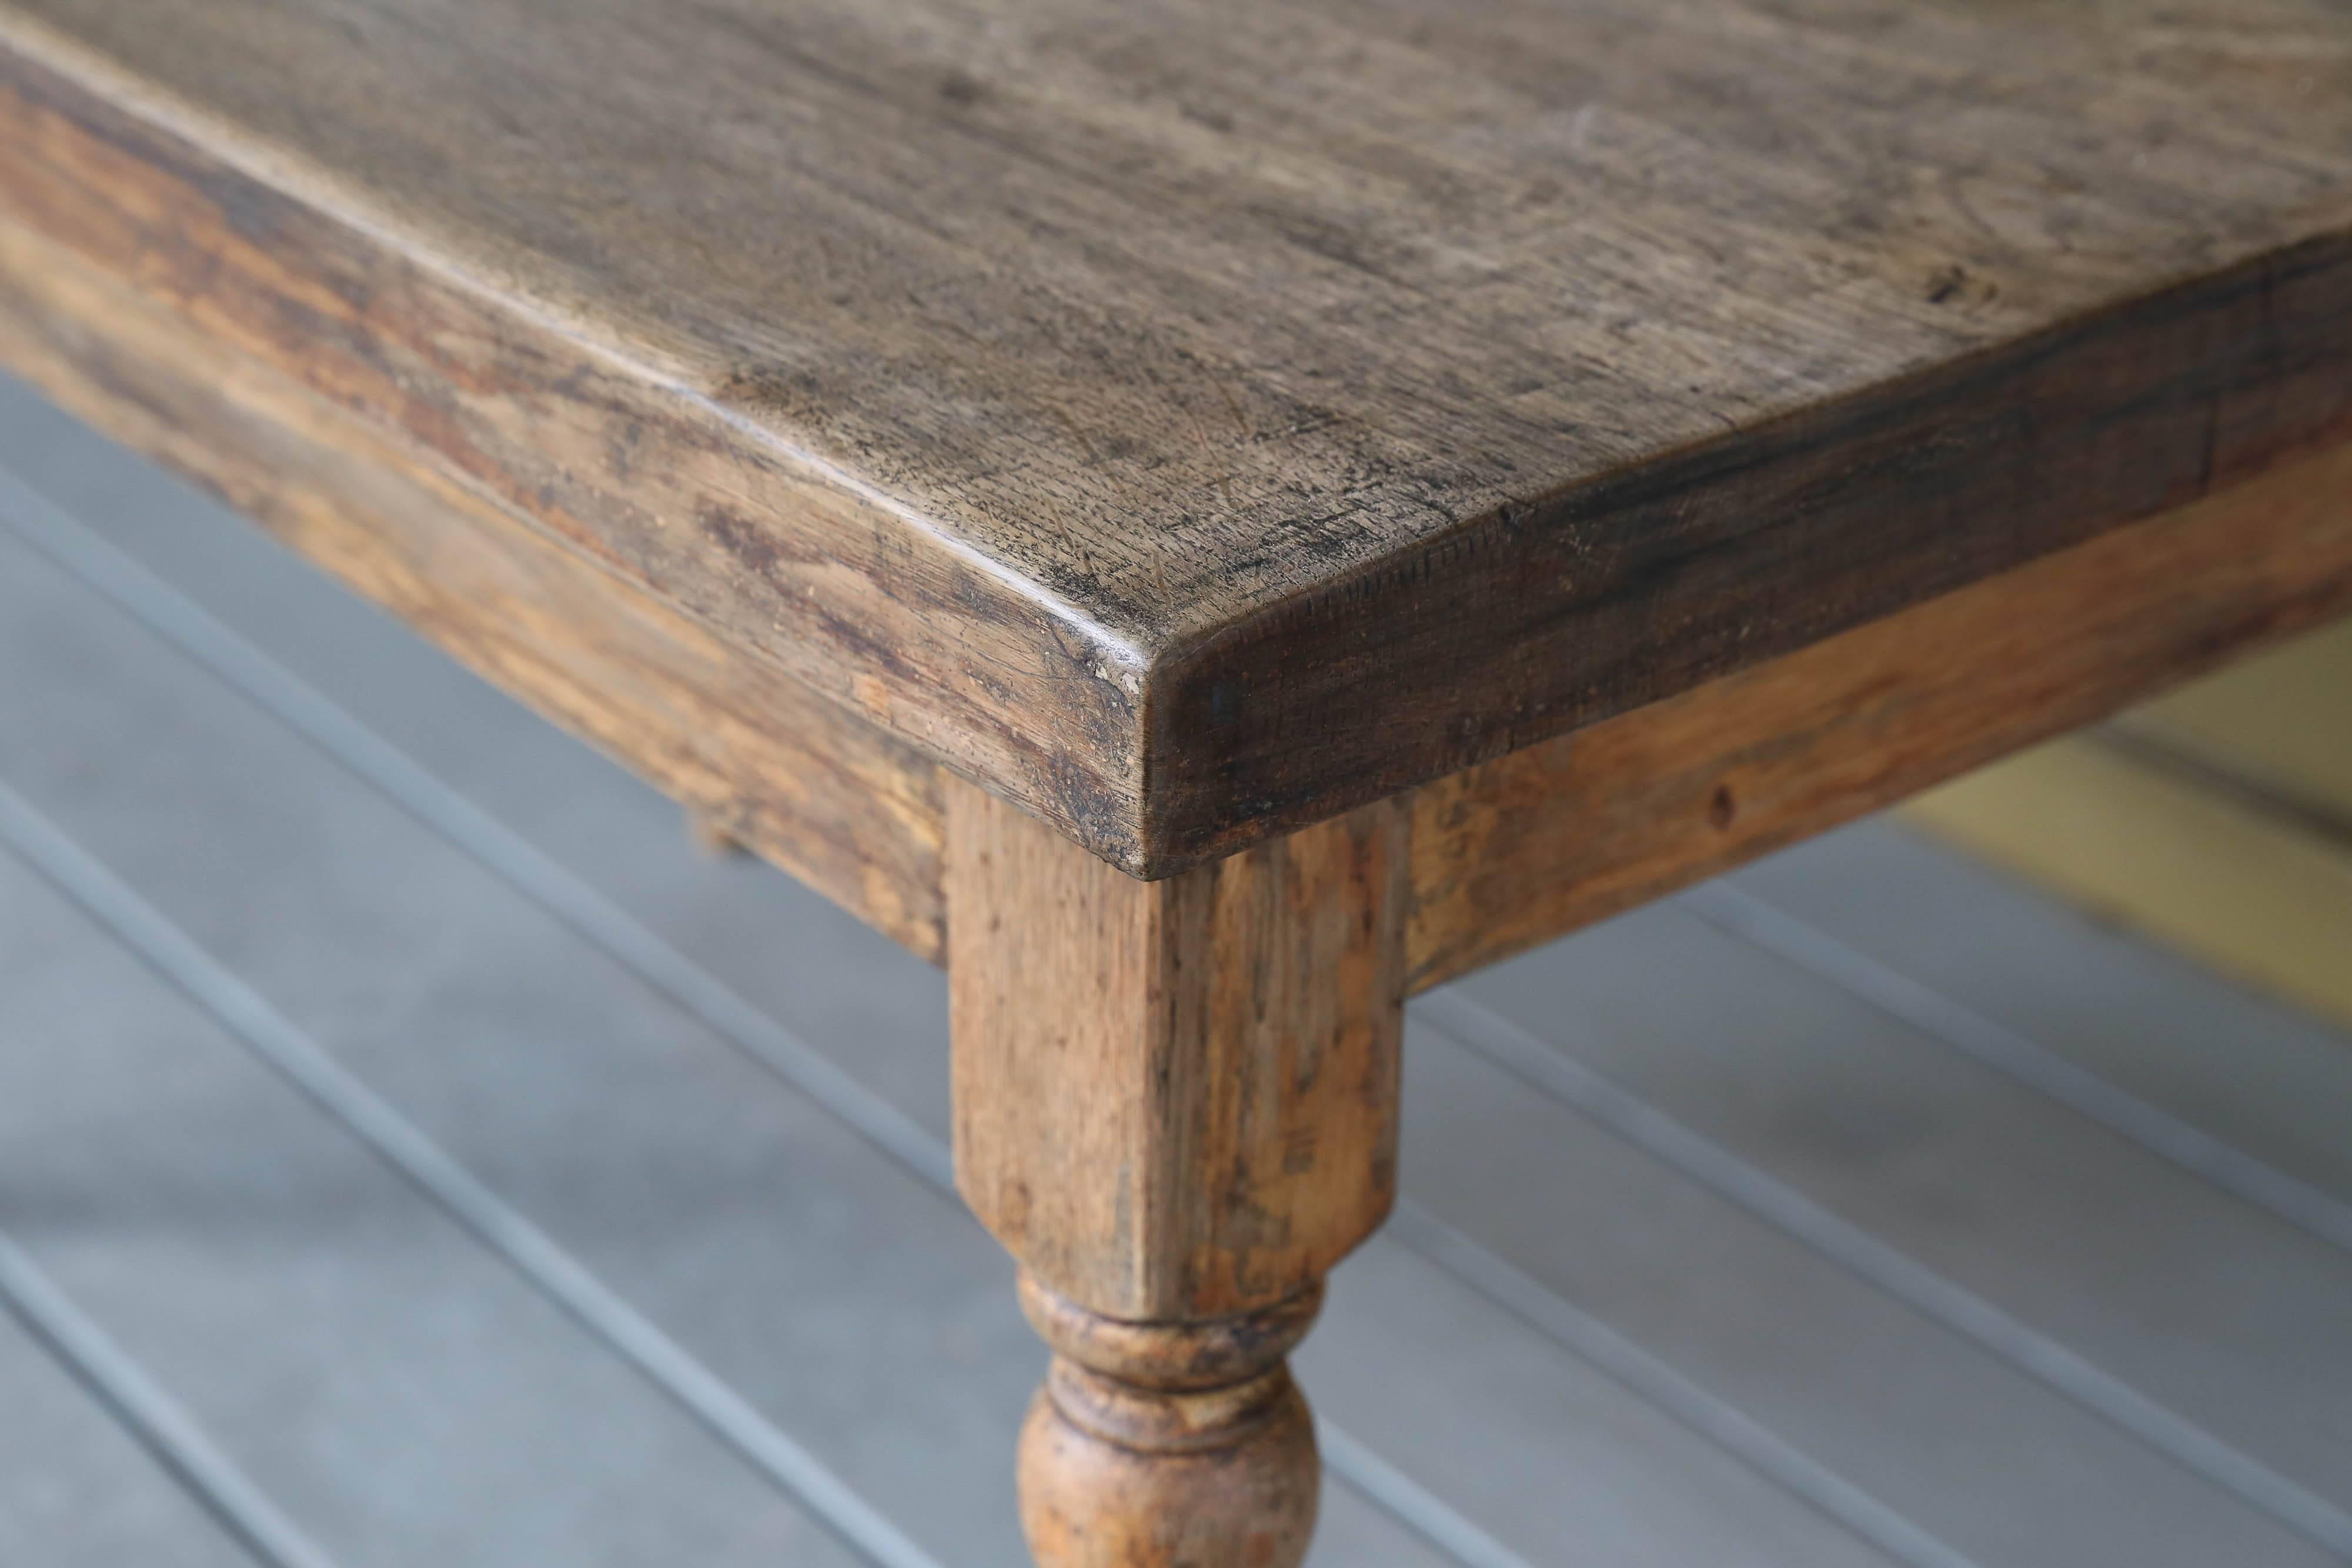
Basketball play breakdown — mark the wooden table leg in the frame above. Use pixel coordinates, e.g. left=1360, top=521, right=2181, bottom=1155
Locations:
left=947, top=782, right=1409, bottom=1566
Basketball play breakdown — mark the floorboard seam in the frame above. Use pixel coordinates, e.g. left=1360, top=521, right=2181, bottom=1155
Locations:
left=0, top=780, right=942, bottom=1568
left=1412, top=987, right=2352, bottom=1558
left=1383, top=1201, right=1983, bottom=1568
left=0, top=1225, right=338, bottom=1568
left=1681, top=881, right=2352, bottom=1258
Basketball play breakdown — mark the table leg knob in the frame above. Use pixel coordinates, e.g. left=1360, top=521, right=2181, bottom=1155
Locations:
left=1014, top=1275, right=1323, bottom=1568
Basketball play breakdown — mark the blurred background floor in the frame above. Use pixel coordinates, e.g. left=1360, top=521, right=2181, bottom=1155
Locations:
left=1908, top=618, right=2352, bottom=1035
left=2, top=375, right=2349, bottom=1568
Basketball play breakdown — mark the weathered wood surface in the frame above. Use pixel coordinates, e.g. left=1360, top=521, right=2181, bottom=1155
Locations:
left=1408, top=439, right=2352, bottom=991
left=21, top=111, right=2344, bottom=990
left=0, top=1, right=2346, bottom=874
left=948, top=780, right=1406, bottom=1564
left=948, top=780, right=1406, bottom=1320
left=14, top=96, right=2344, bottom=991
left=0, top=196, right=948, bottom=958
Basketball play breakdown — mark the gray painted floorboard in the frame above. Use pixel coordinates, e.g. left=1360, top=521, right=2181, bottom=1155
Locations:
left=1392, top=1021, right=2337, bottom=1568
left=0, top=851, right=863, bottom=1568
left=1462, top=907, right=2352, bottom=1508
left=0, top=1306, right=258, bottom=1568
left=1726, top=826, right=2352, bottom=1211
left=2, top=375, right=2348, bottom=1566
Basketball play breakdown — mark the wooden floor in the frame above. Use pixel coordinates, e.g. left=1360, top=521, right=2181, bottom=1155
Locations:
left=2, top=376, right=2349, bottom=1568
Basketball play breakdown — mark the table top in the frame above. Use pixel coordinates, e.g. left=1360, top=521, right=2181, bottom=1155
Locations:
left=4, top=0, right=2348, bottom=874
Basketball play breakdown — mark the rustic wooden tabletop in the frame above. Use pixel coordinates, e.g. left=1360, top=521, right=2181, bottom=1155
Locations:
left=1, top=0, right=2346, bottom=870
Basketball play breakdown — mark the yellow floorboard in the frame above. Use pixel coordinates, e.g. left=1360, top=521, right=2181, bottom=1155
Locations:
left=1909, top=735, right=2352, bottom=1031
left=2126, top=617, right=2352, bottom=822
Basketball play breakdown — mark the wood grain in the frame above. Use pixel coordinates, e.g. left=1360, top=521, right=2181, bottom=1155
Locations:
left=1, top=0, right=2347, bottom=871
left=0, top=200, right=948, bottom=958
left=1407, top=439, right=2352, bottom=991
left=14, top=105, right=2344, bottom=990
left=948, top=778, right=1406, bottom=1320
left=0, top=25, right=1140, bottom=865
left=948, top=780, right=1404, bottom=1565
left=13, top=121, right=2344, bottom=995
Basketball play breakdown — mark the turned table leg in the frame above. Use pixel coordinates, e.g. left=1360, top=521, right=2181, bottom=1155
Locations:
left=1015, top=1275, right=1323, bottom=1563
left=946, top=783, right=1409, bottom=1567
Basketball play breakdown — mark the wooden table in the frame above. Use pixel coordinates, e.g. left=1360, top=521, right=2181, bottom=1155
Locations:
left=1, top=2, right=2346, bottom=1560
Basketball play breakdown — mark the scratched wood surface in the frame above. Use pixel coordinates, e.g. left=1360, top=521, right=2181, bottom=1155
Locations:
left=0, top=0, right=2345, bottom=871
